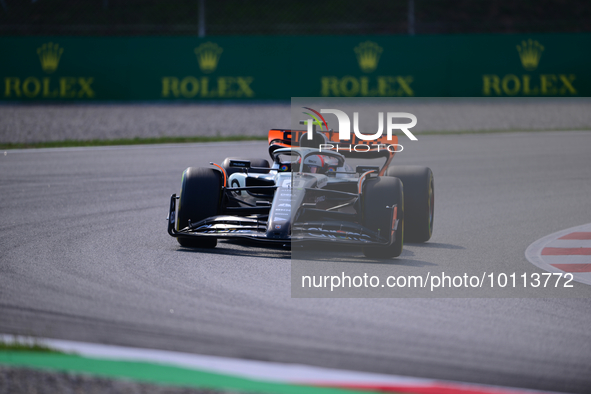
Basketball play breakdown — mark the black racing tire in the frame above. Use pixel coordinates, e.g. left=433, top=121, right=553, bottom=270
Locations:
left=222, top=157, right=270, bottom=177
left=385, top=165, right=433, bottom=243
left=362, top=176, right=404, bottom=259
left=176, top=167, right=221, bottom=248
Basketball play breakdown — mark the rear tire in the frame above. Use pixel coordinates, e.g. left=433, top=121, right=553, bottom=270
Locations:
left=177, top=167, right=221, bottom=248
left=385, top=166, right=433, bottom=243
left=362, top=177, right=404, bottom=259
left=222, top=157, right=270, bottom=177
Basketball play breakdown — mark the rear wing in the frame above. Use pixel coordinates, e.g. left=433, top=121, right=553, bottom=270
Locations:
left=268, top=128, right=399, bottom=160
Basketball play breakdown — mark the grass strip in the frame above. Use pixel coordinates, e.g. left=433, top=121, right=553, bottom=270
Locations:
left=1, top=128, right=589, bottom=150
left=0, top=352, right=364, bottom=394
left=0, top=339, right=62, bottom=354
left=0, top=135, right=267, bottom=150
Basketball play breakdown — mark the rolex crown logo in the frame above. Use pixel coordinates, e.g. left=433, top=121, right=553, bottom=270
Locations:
left=354, top=41, right=383, bottom=73
left=516, top=39, right=544, bottom=71
left=194, top=42, right=223, bottom=73
left=37, top=42, right=64, bottom=74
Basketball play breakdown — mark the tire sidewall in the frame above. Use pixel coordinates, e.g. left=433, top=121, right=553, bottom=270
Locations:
left=386, top=165, right=433, bottom=243
left=362, top=176, right=404, bottom=258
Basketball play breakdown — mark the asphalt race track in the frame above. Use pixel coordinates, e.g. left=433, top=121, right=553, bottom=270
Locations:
left=1, top=131, right=591, bottom=393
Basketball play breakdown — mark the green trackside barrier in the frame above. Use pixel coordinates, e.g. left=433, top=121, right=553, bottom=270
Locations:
left=1, top=33, right=589, bottom=101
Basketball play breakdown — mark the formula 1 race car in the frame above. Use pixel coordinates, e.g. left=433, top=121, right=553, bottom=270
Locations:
left=167, top=128, right=434, bottom=258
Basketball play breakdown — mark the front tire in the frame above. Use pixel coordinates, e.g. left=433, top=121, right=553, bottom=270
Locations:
left=386, top=166, right=433, bottom=243
left=362, top=176, right=404, bottom=259
left=177, top=167, right=221, bottom=248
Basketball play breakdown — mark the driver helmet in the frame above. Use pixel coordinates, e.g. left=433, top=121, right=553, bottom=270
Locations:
left=303, top=154, right=339, bottom=174
left=303, top=154, right=323, bottom=173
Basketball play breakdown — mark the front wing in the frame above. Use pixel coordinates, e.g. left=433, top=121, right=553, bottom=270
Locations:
left=167, top=194, right=396, bottom=247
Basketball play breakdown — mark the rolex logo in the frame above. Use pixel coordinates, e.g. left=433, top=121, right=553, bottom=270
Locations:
left=516, top=39, right=544, bottom=71
left=37, top=42, right=64, bottom=74
left=194, top=42, right=223, bottom=73
left=354, top=41, right=383, bottom=73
